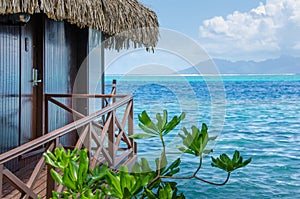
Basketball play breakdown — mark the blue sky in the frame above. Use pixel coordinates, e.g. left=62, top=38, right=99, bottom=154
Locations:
left=141, top=0, right=266, bottom=39
left=105, top=0, right=300, bottom=74
left=140, top=0, right=300, bottom=61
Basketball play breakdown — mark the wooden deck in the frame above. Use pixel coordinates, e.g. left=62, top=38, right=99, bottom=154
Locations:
left=2, top=160, right=48, bottom=199
left=0, top=91, right=137, bottom=199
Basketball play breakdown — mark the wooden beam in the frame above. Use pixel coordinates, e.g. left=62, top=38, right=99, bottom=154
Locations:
left=114, top=149, right=133, bottom=167
left=128, top=100, right=135, bottom=157
left=3, top=169, right=37, bottom=199
left=49, top=98, right=104, bottom=130
left=44, top=95, right=49, bottom=135
left=74, top=125, right=89, bottom=150
left=123, top=154, right=138, bottom=171
left=100, top=113, right=112, bottom=142
left=0, top=164, right=3, bottom=198
left=26, top=142, right=54, bottom=188
left=46, top=141, right=58, bottom=199
left=108, top=111, right=116, bottom=167
left=90, top=145, right=102, bottom=170
left=45, top=94, right=127, bottom=98
left=122, top=101, right=133, bottom=128
left=115, top=117, right=131, bottom=147
left=90, top=125, right=112, bottom=165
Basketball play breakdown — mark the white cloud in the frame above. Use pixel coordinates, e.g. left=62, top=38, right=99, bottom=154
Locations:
left=199, top=0, right=300, bottom=61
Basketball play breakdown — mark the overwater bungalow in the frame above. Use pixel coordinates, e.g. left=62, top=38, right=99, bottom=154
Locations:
left=0, top=0, right=158, bottom=198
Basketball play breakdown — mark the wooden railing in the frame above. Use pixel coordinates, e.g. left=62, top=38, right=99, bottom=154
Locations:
left=0, top=92, right=137, bottom=198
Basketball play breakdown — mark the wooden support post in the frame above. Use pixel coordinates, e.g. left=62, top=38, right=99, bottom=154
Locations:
left=45, top=95, right=49, bottom=135
left=87, top=123, right=92, bottom=160
left=134, top=142, right=137, bottom=154
left=112, top=80, right=117, bottom=104
left=0, top=164, right=3, bottom=198
left=128, top=100, right=135, bottom=157
left=108, top=111, right=115, bottom=167
left=46, top=139, right=58, bottom=199
left=46, top=163, right=54, bottom=198
left=112, top=79, right=117, bottom=95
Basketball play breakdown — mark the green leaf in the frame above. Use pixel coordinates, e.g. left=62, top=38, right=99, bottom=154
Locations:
left=68, top=161, right=78, bottom=182
left=50, top=169, right=63, bottom=185
left=123, top=187, right=132, bottom=199
left=46, top=150, right=57, bottom=161
left=145, top=188, right=158, bottom=199
left=78, top=149, right=89, bottom=187
left=167, top=158, right=181, bottom=170
left=43, top=152, right=56, bottom=167
left=141, top=158, right=152, bottom=173
left=138, top=111, right=151, bottom=125
left=138, top=123, right=159, bottom=135
left=156, top=112, right=164, bottom=130
left=87, top=164, right=107, bottom=186
left=203, top=149, right=213, bottom=154
left=177, top=124, right=212, bottom=156
left=161, top=158, right=181, bottom=176
left=211, top=151, right=252, bottom=172
left=105, top=170, right=122, bottom=198
left=165, top=168, right=180, bottom=176
left=119, top=166, right=134, bottom=194
left=131, top=162, right=141, bottom=174
left=62, top=168, right=76, bottom=190
left=176, top=146, right=196, bottom=156
left=163, top=112, right=185, bottom=135
left=138, top=111, right=159, bottom=132
left=158, top=183, right=173, bottom=199
left=220, top=154, right=231, bottom=163
left=242, top=158, right=252, bottom=166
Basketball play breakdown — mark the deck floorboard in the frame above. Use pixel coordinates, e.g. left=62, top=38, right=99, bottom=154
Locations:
left=2, top=160, right=47, bottom=199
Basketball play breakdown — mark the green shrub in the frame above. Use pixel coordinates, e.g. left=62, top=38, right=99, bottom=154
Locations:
left=43, top=110, right=251, bottom=198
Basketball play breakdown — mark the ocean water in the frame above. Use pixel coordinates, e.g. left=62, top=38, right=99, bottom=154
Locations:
left=105, top=75, right=300, bottom=198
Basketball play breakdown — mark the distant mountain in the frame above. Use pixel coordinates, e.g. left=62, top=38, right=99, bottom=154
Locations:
left=179, top=55, right=300, bottom=74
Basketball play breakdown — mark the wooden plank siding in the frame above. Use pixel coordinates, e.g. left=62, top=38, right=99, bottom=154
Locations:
left=43, top=17, right=88, bottom=146
left=0, top=25, right=21, bottom=170
left=0, top=15, right=89, bottom=171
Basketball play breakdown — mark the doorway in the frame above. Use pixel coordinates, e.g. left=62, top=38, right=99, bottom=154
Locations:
left=0, top=15, right=43, bottom=161
left=19, top=15, right=43, bottom=145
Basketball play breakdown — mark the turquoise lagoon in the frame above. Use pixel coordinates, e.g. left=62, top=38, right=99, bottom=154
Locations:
left=104, top=75, right=300, bottom=198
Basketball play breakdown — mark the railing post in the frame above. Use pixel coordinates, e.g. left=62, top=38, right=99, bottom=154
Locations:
left=108, top=111, right=115, bottom=167
left=46, top=139, right=58, bottom=198
left=45, top=94, right=49, bottom=135
left=112, top=80, right=117, bottom=104
left=111, top=79, right=117, bottom=95
left=128, top=99, right=135, bottom=156
left=0, top=164, right=3, bottom=198
left=87, top=123, right=92, bottom=160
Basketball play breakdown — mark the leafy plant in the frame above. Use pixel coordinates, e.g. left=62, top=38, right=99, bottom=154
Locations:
left=211, top=150, right=252, bottom=172
left=44, top=109, right=251, bottom=198
left=131, top=110, right=185, bottom=139
left=131, top=110, right=251, bottom=193
left=43, top=148, right=108, bottom=199
left=177, top=124, right=216, bottom=156
left=105, top=166, right=151, bottom=199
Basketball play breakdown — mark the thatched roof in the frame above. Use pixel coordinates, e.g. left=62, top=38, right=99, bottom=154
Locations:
left=0, top=0, right=159, bottom=50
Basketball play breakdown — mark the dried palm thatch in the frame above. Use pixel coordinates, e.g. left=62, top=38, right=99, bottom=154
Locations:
left=0, top=0, right=159, bottom=50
